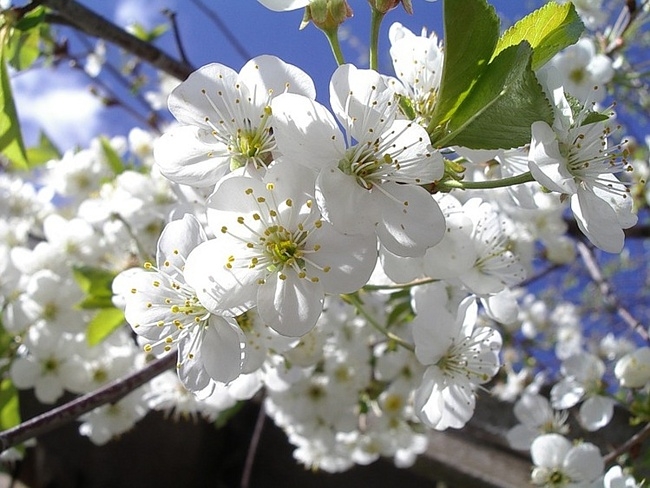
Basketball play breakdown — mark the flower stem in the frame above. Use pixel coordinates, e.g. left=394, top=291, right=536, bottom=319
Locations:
left=436, top=171, right=536, bottom=191
left=323, top=27, right=345, bottom=66
left=363, top=277, right=439, bottom=291
left=343, top=293, right=415, bottom=352
left=0, top=352, right=176, bottom=452
left=369, top=8, right=385, bottom=71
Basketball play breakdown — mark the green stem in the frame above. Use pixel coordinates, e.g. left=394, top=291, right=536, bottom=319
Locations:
left=369, top=8, right=385, bottom=71
left=436, top=171, right=535, bottom=191
left=343, top=293, right=415, bottom=352
left=363, top=277, right=438, bottom=291
left=323, top=27, right=345, bottom=66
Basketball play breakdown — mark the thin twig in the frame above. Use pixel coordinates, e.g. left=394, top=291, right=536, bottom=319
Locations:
left=0, top=352, right=176, bottom=452
left=240, top=400, right=266, bottom=488
left=163, top=9, right=191, bottom=67
left=576, top=241, right=648, bottom=341
left=604, top=421, right=650, bottom=464
left=188, top=0, right=252, bottom=62
left=37, top=0, right=194, bottom=80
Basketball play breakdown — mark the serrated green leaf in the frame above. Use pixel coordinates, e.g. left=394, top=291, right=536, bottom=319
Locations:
left=0, top=379, right=21, bottom=430
left=87, top=307, right=125, bottom=346
left=440, top=42, right=554, bottom=149
left=494, top=1, right=583, bottom=71
left=0, top=29, right=28, bottom=170
left=26, top=130, right=61, bottom=167
left=100, top=136, right=125, bottom=175
left=429, top=0, right=499, bottom=134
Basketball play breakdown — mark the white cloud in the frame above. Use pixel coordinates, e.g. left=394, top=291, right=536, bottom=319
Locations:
left=114, top=0, right=177, bottom=29
left=12, top=69, right=104, bottom=150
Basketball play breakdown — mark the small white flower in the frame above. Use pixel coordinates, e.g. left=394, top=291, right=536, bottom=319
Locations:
left=528, top=82, right=637, bottom=253
left=271, top=64, right=445, bottom=257
left=184, top=160, right=377, bottom=337
left=506, top=393, right=569, bottom=451
left=530, top=433, right=604, bottom=486
left=411, top=289, right=502, bottom=430
left=614, top=347, right=650, bottom=388
left=154, top=55, right=316, bottom=187
left=551, top=352, right=615, bottom=431
left=120, top=214, right=246, bottom=392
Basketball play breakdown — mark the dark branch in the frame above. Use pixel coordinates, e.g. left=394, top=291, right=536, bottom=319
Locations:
left=0, top=352, right=176, bottom=452
left=37, top=0, right=194, bottom=80
left=576, top=241, right=649, bottom=341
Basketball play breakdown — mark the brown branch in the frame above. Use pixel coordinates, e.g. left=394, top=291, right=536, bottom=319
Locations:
left=604, top=421, right=650, bottom=464
left=0, top=352, right=176, bottom=452
left=576, top=241, right=649, bottom=341
left=37, top=0, right=194, bottom=80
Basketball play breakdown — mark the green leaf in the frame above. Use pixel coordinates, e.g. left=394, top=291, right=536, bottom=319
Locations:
left=214, top=401, right=244, bottom=429
left=13, top=6, right=46, bottom=31
left=494, top=1, right=584, bottom=71
left=72, top=265, right=119, bottom=310
left=439, top=42, right=554, bottom=149
left=0, top=379, right=21, bottom=430
left=26, top=131, right=61, bottom=167
left=100, top=136, right=125, bottom=175
left=6, top=26, right=40, bottom=71
left=0, top=30, right=28, bottom=170
left=87, top=307, right=125, bottom=346
left=128, top=22, right=169, bottom=43
left=429, top=0, right=499, bottom=134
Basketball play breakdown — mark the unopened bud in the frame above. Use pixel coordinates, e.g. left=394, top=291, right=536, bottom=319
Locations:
left=300, top=0, right=353, bottom=31
left=615, top=347, right=650, bottom=388
left=368, top=0, right=413, bottom=14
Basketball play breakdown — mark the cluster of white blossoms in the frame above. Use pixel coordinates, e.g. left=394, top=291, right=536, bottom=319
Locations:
left=2, top=0, right=650, bottom=484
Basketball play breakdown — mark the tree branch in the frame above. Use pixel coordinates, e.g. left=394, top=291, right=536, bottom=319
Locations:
left=0, top=352, right=176, bottom=453
left=576, top=241, right=649, bottom=341
left=37, top=0, right=194, bottom=80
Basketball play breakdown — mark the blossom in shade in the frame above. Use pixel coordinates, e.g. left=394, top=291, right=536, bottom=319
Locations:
left=530, top=434, right=603, bottom=487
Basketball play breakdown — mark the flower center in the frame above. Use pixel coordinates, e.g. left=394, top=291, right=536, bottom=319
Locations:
left=338, top=147, right=394, bottom=190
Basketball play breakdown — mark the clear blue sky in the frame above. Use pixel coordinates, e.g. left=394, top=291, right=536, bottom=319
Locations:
left=14, top=0, right=548, bottom=149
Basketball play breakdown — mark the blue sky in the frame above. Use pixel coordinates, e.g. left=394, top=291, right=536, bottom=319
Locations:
left=12, top=0, right=553, bottom=150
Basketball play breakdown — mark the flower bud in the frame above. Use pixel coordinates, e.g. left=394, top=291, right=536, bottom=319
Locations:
left=615, top=347, right=650, bottom=388
left=300, top=0, right=353, bottom=31
left=368, top=0, right=413, bottom=15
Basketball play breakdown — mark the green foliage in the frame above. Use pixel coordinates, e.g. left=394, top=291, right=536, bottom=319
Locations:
left=26, top=131, right=61, bottom=167
left=494, top=1, right=583, bottom=71
left=429, top=0, right=584, bottom=150
left=429, top=0, right=499, bottom=133
left=128, top=22, right=169, bottom=43
left=86, top=307, right=125, bottom=346
left=72, top=265, right=119, bottom=309
left=100, top=136, right=126, bottom=175
left=0, top=6, right=48, bottom=170
left=214, top=401, right=245, bottom=429
left=441, top=42, right=554, bottom=149
left=0, top=379, right=20, bottom=430
left=0, top=28, right=28, bottom=170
